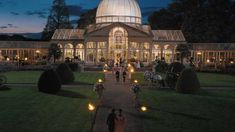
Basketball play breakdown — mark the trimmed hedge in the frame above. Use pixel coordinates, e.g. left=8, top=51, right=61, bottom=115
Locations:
left=38, top=69, right=61, bottom=94
left=176, top=68, right=200, bottom=94
left=56, top=63, right=75, bottom=84
left=165, top=62, right=185, bottom=88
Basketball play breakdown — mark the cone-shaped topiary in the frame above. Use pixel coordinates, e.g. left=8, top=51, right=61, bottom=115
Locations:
left=38, top=69, right=61, bottom=94
left=56, top=63, right=75, bottom=84
left=176, top=68, right=200, bottom=94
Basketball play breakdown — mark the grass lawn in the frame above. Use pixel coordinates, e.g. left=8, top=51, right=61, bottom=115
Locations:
left=140, top=89, right=235, bottom=132
left=133, top=72, right=235, bottom=87
left=3, top=71, right=104, bottom=84
left=0, top=86, right=97, bottom=132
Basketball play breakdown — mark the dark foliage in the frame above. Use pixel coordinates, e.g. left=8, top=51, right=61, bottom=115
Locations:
left=56, top=63, right=75, bottom=84
left=67, top=62, right=81, bottom=72
left=165, top=62, right=185, bottom=88
left=176, top=68, right=200, bottom=94
left=176, top=44, right=191, bottom=63
left=41, top=0, right=72, bottom=40
left=148, top=0, right=235, bottom=43
left=0, top=34, right=37, bottom=41
left=48, top=43, right=62, bottom=63
left=77, top=8, right=97, bottom=28
left=38, top=69, right=61, bottom=94
left=155, top=60, right=168, bottom=73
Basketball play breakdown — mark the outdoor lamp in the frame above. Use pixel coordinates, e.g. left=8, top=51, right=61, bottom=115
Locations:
left=103, top=70, right=107, bottom=73
left=206, top=59, right=210, bottom=63
left=25, top=57, right=28, bottom=61
left=98, top=79, right=103, bottom=83
left=231, top=61, right=234, bottom=64
left=134, top=80, right=138, bottom=83
left=88, top=103, right=95, bottom=111
left=128, top=64, right=131, bottom=67
left=130, top=69, right=134, bottom=73
left=6, top=57, right=10, bottom=61
left=141, top=106, right=147, bottom=112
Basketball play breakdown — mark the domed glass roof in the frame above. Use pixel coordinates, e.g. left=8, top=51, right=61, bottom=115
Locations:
left=96, top=0, right=142, bottom=24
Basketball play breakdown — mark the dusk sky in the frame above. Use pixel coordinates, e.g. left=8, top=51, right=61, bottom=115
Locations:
left=0, top=0, right=172, bottom=33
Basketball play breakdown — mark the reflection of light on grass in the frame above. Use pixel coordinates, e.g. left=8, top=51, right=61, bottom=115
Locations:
left=88, top=103, right=95, bottom=111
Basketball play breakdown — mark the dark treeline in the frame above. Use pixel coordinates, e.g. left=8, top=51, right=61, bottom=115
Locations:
left=148, top=0, right=235, bottom=43
left=0, top=34, right=40, bottom=41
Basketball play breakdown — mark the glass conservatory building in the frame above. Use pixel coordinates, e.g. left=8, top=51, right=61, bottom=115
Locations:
left=51, top=0, right=186, bottom=64
left=1, top=0, right=234, bottom=66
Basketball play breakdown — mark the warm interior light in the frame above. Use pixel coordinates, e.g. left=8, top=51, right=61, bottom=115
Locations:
left=103, top=70, right=107, bottom=73
left=128, top=64, right=131, bottom=67
left=25, top=57, right=28, bottom=61
left=197, top=52, right=202, bottom=55
left=88, top=103, right=95, bottom=111
left=206, top=59, right=210, bottom=63
left=231, top=61, right=234, bottom=64
left=6, top=57, right=10, bottom=61
left=141, top=106, right=147, bottom=112
left=134, top=80, right=138, bottom=83
left=36, top=50, right=40, bottom=54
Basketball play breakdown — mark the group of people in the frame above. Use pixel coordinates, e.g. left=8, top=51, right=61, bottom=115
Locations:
left=107, top=109, right=125, bottom=132
left=115, top=69, right=127, bottom=83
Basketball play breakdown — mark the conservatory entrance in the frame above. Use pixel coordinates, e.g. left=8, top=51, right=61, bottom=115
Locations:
left=109, top=27, right=128, bottom=64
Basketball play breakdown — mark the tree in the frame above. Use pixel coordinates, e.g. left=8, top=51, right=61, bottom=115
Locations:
left=148, top=0, right=235, bottom=43
left=48, top=43, right=62, bottom=63
left=176, top=44, right=191, bottom=64
left=77, top=8, right=97, bottom=28
left=41, top=0, right=71, bottom=40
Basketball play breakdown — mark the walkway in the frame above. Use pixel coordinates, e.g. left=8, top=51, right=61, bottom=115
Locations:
left=93, top=72, right=143, bottom=132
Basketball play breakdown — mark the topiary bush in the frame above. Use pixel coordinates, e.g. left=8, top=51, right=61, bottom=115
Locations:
left=165, top=62, right=185, bottom=88
left=56, top=63, right=75, bottom=84
left=38, top=69, right=61, bottom=94
left=155, top=60, right=168, bottom=73
left=67, top=62, right=80, bottom=72
left=176, top=68, right=200, bottom=94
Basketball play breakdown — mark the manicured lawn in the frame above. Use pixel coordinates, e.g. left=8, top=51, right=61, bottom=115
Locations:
left=197, top=72, right=235, bottom=87
left=132, top=72, right=235, bottom=87
left=74, top=72, right=104, bottom=85
left=0, top=86, right=97, bottom=132
left=140, top=89, right=235, bottom=132
left=3, top=71, right=41, bottom=84
left=3, top=71, right=104, bottom=84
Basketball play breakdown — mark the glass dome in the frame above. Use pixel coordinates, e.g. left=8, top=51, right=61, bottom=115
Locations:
left=96, top=0, right=142, bottom=24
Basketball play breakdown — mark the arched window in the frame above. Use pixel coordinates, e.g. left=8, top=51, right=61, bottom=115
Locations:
left=75, top=44, right=84, bottom=61
left=64, top=44, right=74, bottom=59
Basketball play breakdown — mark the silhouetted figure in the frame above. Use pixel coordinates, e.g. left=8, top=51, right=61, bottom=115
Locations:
left=115, top=109, right=125, bottom=132
left=107, top=109, right=117, bottom=132
left=116, top=70, right=120, bottom=82
left=122, top=70, right=127, bottom=83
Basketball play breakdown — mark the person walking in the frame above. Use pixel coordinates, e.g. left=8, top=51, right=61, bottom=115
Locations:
left=115, top=109, right=125, bottom=132
left=115, top=70, right=120, bottom=82
left=107, top=109, right=117, bottom=132
left=122, top=70, right=127, bottom=83
left=93, top=80, right=105, bottom=99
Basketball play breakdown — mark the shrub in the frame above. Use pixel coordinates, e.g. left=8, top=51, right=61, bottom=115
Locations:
left=67, top=62, right=80, bottom=72
left=155, top=60, right=168, bottom=73
left=38, top=69, right=61, bottom=94
left=56, top=63, right=75, bottom=84
left=167, top=62, right=185, bottom=73
left=176, top=68, right=200, bottom=94
left=165, top=62, right=185, bottom=88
